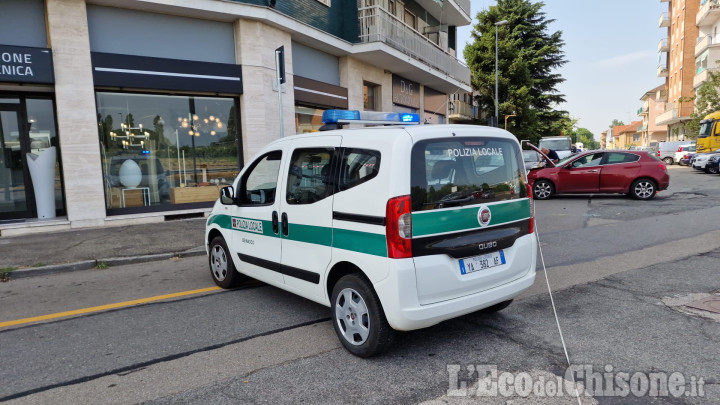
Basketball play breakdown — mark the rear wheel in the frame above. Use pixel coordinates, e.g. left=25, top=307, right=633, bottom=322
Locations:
left=706, top=165, right=719, bottom=174
left=209, top=236, right=244, bottom=288
left=663, top=157, right=673, bottom=165
left=533, top=180, right=554, bottom=200
left=331, top=274, right=395, bottom=357
left=630, top=178, right=656, bottom=200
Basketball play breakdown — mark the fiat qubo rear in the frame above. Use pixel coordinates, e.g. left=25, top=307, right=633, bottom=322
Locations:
left=206, top=120, right=536, bottom=358
left=371, top=126, right=536, bottom=352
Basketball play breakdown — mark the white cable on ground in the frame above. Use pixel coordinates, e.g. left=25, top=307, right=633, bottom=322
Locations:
left=533, top=200, right=583, bottom=405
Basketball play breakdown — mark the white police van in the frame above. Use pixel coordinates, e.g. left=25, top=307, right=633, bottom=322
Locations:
left=205, top=110, right=537, bottom=357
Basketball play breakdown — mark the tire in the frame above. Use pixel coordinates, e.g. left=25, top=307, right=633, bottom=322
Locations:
left=208, top=236, right=243, bottom=288
left=663, top=157, right=673, bottom=165
left=533, top=180, right=554, bottom=200
left=331, top=274, right=395, bottom=357
left=482, top=299, right=513, bottom=314
left=707, top=165, right=719, bottom=174
left=629, top=178, right=656, bottom=200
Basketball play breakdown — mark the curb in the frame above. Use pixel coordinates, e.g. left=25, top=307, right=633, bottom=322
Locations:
left=6, top=247, right=207, bottom=281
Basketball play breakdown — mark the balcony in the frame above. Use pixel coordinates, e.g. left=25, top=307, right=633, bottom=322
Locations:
left=447, top=99, right=477, bottom=122
left=655, top=89, right=668, bottom=102
left=656, top=104, right=694, bottom=126
left=657, top=65, right=668, bottom=77
left=638, top=105, right=649, bottom=116
left=697, top=0, right=720, bottom=26
left=659, top=38, right=669, bottom=52
left=357, top=5, right=471, bottom=90
left=414, top=0, right=471, bottom=26
left=694, top=67, right=720, bottom=88
left=659, top=12, right=670, bottom=28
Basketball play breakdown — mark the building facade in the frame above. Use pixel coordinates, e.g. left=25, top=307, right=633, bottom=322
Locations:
left=693, top=1, right=720, bottom=98
left=638, top=85, right=668, bottom=146
left=656, top=0, right=699, bottom=141
left=0, top=0, right=471, bottom=235
left=612, top=121, right=643, bottom=149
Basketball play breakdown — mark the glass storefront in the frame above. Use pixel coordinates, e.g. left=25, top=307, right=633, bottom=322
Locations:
left=295, top=106, right=325, bottom=134
left=0, top=95, right=64, bottom=221
left=95, top=92, right=240, bottom=212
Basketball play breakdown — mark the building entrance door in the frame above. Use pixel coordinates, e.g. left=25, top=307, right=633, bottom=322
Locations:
left=0, top=105, right=33, bottom=220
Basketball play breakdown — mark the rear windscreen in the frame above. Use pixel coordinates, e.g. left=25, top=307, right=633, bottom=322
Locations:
left=410, top=137, right=527, bottom=211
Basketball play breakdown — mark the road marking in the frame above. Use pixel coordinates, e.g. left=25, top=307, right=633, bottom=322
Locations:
left=0, top=286, right=221, bottom=328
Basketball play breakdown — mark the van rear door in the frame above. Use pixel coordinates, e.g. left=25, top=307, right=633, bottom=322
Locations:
left=409, top=137, right=534, bottom=305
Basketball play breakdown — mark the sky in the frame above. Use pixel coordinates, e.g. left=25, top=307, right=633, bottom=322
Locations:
left=456, top=0, right=668, bottom=140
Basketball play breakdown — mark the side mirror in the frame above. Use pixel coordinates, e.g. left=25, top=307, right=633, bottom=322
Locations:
left=220, top=186, right=235, bottom=205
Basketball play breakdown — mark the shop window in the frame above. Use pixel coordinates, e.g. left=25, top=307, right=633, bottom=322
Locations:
left=364, top=82, right=380, bottom=111
left=295, top=106, right=326, bottom=133
left=96, top=92, right=240, bottom=212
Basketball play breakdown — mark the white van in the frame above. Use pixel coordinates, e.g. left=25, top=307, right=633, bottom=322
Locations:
left=657, top=141, right=693, bottom=164
left=205, top=111, right=537, bottom=357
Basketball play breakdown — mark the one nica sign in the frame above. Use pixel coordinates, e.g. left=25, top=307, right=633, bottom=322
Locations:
left=0, top=45, right=54, bottom=84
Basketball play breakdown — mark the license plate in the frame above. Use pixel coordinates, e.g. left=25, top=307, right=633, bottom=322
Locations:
left=459, top=250, right=506, bottom=275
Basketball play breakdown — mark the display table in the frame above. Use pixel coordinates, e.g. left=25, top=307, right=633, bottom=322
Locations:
left=170, top=185, right=222, bottom=204
left=122, top=187, right=150, bottom=207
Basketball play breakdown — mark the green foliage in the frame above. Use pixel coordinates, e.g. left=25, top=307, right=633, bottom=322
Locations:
left=96, top=262, right=110, bottom=270
left=464, top=0, right=567, bottom=143
left=574, top=127, right=599, bottom=150
left=609, top=119, right=624, bottom=128
left=688, top=70, right=720, bottom=136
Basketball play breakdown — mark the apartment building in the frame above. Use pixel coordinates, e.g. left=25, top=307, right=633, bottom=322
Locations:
left=694, top=1, right=720, bottom=92
left=638, top=85, right=668, bottom=146
left=656, top=0, right=700, bottom=141
left=0, top=0, right=471, bottom=235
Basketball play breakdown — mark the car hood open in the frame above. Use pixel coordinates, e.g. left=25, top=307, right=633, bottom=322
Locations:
left=525, top=142, right=556, bottom=168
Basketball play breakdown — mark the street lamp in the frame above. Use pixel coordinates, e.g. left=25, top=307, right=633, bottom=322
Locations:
left=504, top=114, right=516, bottom=130
left=495, top=20, right=508, bottom=128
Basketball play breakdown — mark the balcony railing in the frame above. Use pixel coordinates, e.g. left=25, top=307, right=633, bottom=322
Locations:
left=659, top=38, right=669, bottom=52
left=659, top=12, right=670, bottom=28
left=358, top=5, right=470, bottom=86
left=694, top=67, right=720, bottom=88
left=657, top=65, right=668, bottom=77
left=448, top=99, right=477, bottom=120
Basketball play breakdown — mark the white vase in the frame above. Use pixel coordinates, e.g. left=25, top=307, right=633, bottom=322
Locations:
left=26, top=146, right=57, bottom=219
left=118, top=159, right=142, bottom=188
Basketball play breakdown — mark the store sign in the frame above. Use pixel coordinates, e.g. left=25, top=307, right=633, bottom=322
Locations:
left=0, top=44, right=54, bottom=84
left=392, top=75, right=420, bottom=109
left=91, top=52, right=243, bottom=94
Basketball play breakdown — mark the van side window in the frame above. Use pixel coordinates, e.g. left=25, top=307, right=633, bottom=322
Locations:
left=286, top=148, right=334, bottom=205
left=239, top=151, right=282, bottom=205
left=339, top=148, right=381, bottom=191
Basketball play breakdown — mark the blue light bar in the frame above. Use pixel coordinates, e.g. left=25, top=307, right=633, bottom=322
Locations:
left=321, top=109, right=420, bottom=125
left=322, top=109, right=361, bottom=124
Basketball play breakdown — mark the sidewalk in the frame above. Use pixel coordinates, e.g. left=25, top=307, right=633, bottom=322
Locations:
left=0, top=218, right=207, bottom=279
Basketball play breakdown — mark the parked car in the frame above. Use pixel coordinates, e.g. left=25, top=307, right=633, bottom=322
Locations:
left=674, top=144, right=695, bottom=165
left=680, top=153, right=696, bottom=166
left=525, top=145, right=669, bottom=200
left=690, top=149, right=720, bottom=172
left=706, top=155, right=720, bottom=174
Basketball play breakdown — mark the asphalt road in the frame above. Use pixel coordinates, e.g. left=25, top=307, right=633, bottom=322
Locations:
left=1, top=165, right=719, bottom=404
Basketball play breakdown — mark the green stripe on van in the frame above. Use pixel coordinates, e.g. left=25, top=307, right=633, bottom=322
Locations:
left=412, top=199, right=531, bottom=237
left=208, top=214, right=387, bottom=257
left=333, top=228, right=387, bottom=257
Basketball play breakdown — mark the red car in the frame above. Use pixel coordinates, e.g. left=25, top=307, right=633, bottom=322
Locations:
left=526, top=146, right=670, bottom=200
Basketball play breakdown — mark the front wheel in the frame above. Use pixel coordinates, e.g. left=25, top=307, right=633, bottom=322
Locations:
left=533, top=180, right=554, bottom=200
left=208, top=236, right=244, bottom=288
left=331, top=274, right=395, bottom=357
left=663, top=157, right=674, bottom=165
left=630, top=179, right=656, bottom=200
left=706, top=165, right=719, bottom=174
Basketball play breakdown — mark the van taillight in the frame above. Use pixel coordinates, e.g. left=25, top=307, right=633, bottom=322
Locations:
left=386, top=195, right=412, bottom=259
left=656, top=151, right=660, bottom=157
left=527, top=184, right=535, bottom=234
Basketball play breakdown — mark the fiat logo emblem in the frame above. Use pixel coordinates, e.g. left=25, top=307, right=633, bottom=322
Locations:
left=478, top=206, right=491, bottom=227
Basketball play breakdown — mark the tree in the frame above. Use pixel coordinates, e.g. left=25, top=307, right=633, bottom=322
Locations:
left=464, top=0, right=567, bottom=143
left=688, top=70, right=720, bottom=136
left=609, top=119, right=624, bottom=129
left=574, top=127, right=599, bottom=150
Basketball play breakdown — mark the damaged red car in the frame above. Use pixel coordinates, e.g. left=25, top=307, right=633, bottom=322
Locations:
left=525, top=144, right=670, bottom=200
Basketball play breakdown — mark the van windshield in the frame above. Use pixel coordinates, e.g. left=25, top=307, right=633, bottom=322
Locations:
left=410, top=137, right=527, bottom=211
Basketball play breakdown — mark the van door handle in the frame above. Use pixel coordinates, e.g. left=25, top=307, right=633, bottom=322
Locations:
left=281, top=212, right=289, bottom=237
left=272, top=211, right=279, bottom=234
